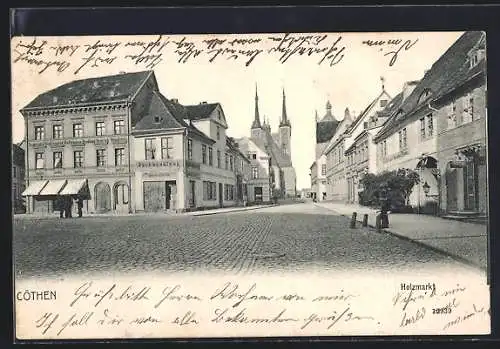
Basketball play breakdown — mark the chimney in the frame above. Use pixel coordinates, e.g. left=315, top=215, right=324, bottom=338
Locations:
left=200, top=101, right=207, bottom=104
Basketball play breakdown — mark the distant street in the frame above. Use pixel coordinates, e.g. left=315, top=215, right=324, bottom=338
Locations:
left=13, top=203, right=475, bottom=278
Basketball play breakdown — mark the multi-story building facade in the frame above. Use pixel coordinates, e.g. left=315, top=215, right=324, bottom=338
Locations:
left=12, top=143, right=26, bottom=213
left=343, top=85, right=391, bottom=203
left=310, top=101, right=340, bottom=201
left=237, top=137, right=272, bottom=203
left=435, top=32, right=487, bottom=216
left=21, top=70, right=251, bottom=215
left=323, top=108, right=353, bottom=201
left=373, top=31, right=487, bottom=214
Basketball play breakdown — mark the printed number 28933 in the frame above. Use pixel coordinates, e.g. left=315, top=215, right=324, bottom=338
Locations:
left=432, top=307, right=452, bottom=314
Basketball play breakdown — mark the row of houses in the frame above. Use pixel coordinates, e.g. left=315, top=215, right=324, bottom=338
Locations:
left=310, top=31, right=487, bottom=217
left=18, top=70, right=296, bottom=215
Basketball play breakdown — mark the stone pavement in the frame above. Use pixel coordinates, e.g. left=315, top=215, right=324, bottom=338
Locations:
left=14, top=203, right=478, bottom=278
left=315, top=201, right=488, bottom=271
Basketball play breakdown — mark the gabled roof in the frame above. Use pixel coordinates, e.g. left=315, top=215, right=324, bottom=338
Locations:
left=185, top=103, right=219, bottom=120
left=374, top=31, right=485, bottom=142
left=23, top=71, right=153, bottom=110
left=133, top=91, right=215, bottom=144
left=133, top=91, right=185, bottom=131
left=227, top=137, right=250, bottom=163
left=346, top=89, right=391, bottom=135
left=249, top=131, right=292, bottom=168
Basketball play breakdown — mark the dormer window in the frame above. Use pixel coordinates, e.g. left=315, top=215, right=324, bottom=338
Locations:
left=154, top=115, right=161, bottom=123
left=417, top=88, right=432, bottom=105
left=469, top=49, right=484, bottom=68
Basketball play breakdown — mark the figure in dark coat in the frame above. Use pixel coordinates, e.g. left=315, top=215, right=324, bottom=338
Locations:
left=77, top=198, right=83, bottom=218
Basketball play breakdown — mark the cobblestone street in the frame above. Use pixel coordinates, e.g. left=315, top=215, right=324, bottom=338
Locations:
left=14, top=203, right=477, bottom=278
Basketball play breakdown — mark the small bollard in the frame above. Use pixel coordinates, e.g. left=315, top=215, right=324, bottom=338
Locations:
left=362, top=214, right=368, bottom=227
left=376, top=214, right=382, bottom=233
left=381, top=212, right=389, bottom=228
left=350, top=212, right=357, bottom=228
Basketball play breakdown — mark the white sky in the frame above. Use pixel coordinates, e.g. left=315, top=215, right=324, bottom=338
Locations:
left=11, top=31, right=464, bottom=189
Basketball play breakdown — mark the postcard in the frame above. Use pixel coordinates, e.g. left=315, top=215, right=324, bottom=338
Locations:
left=11, top=31, right=490, bottom=339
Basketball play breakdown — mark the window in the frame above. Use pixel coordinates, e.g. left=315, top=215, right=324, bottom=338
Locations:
left=96, top=149, right=106, bottom=167
left=383, top=140, right=387, bottom=156
left=53, top=124, right=63, bottom=139
left=216, top=126, right=220, bottom=140
left=380, top=99, right=388, bottom=107
left=115, top=184, right=129, bottom=205
left=96, top=122, right=105, bottom=136
left=240, top=159, right=244, bottom=172
left=252, top=166, right=258, bottom=179
left=469, top=95, right=475, bottom=121
left=363, top=121, right=368, bottom=129
left=398, top=128, right=407, bottom=151
left=53, top=151, right=63, bottom=168
left=225, top=153, right=229, bottom=170
left=73, top=123, right=83, bottom=137
left=187, top=139, right=193, bottom=160
left=114, top=120, right=125, bottom=135
left=161, top=137, right=173, bottom=159
left=115, top=148, right=125, bottom=165
left=35, top=152, right=44, bottom=169
left=208, top=147, right=213, bottom=166
left=203, top=181, right=217, bottom=200
left=448, top=102, right=457, bottom=129
left=321, top=164, right=326, bottom=176
left=252, top=153, right=257, bottom=160
left=13, top=166, right=17, bottom=178
left=74, top=151, right=83, bottom=168
left=34, top=126, right=44, bottom=140
left=229, top=155, right=234, bottom=171
left=224, top=184, right=234, bottom=201
left=463, top=94, right=474, bottom=123
left=154, top=115, right=161, bottom=123
left=202, top=145, right=207, bottom=164
left=427, top=113, right=434, bottom=136
left=282, top=144, right=287, bottom=155
left=420, top=117, right=426, bottom=139
left=216, top=150, right=221, bottom=168
left=145, top=139, right=156, bottom=160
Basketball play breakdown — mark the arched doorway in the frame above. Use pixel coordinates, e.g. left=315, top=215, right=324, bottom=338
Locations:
left=415, top=156, right=439, bottom=214
left=113, top=181, right=129, bottom=213
left=95, top=182, right=111, bottom=212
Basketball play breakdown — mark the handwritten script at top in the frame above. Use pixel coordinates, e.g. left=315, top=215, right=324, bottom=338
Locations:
left=12, top=34, right=347, bottom=75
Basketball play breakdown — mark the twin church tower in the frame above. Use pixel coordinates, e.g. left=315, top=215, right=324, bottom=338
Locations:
left=248, top=85, right=296, bottom=197
left=250, top=85, right=292, bottom=159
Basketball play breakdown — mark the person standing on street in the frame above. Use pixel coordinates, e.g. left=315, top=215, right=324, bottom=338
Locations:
left=77, top=197, right=83, bottom=218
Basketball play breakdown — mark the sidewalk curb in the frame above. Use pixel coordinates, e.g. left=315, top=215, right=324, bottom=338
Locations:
left=315, top=203, right=486, bottom=272
left=190, top=205, right=275, bottom=217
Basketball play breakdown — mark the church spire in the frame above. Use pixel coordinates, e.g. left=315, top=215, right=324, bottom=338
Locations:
left=251, top=83, right=261, bottom=129
left=280, top=87, right=291, bottom=127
